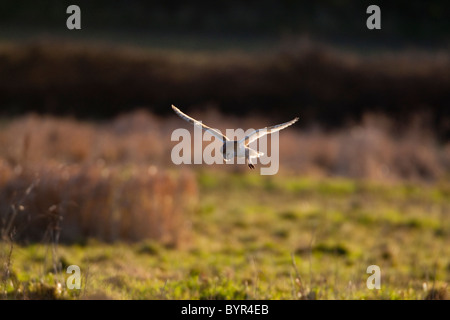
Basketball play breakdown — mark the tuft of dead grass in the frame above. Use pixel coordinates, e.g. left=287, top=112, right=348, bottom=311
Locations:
left=0, top=160, right=197, bottom=246
left=424, top=286, right=449, bottom=300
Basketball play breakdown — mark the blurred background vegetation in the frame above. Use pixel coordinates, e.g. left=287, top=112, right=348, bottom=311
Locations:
left=0, top=0, right=449, bottom=138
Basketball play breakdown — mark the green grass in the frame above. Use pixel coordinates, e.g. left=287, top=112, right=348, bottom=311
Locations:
left=1, top=172, right=449, bottom=299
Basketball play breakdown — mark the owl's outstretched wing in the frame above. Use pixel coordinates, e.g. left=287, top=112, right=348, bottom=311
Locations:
left=172, top=105, right=229, bottom=142
left=240, top=117, right=299, bottom=146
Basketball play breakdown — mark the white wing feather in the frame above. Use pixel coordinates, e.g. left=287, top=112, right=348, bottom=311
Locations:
left=172, top=105, right=229, bottom=141
left=240, top=117, right=299, bottom=145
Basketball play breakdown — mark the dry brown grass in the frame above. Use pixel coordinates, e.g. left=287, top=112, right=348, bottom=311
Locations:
left=281, top=112, right=448, bottom=181
left=1, top=109, right=448, bottom=180
left=0, top=138, right=197, bottom=245
left=424, top=286, right=449, bottom=300
left=0, top=109, right=448, bottom=245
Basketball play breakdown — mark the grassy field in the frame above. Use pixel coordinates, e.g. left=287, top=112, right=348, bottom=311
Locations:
left=1, top=171, right=449, bottom=300
left=1, top=3, right=449, bottom=302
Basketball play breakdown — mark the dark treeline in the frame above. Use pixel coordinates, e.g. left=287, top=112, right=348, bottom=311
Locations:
left=0, top=41, right=449, bottom=139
